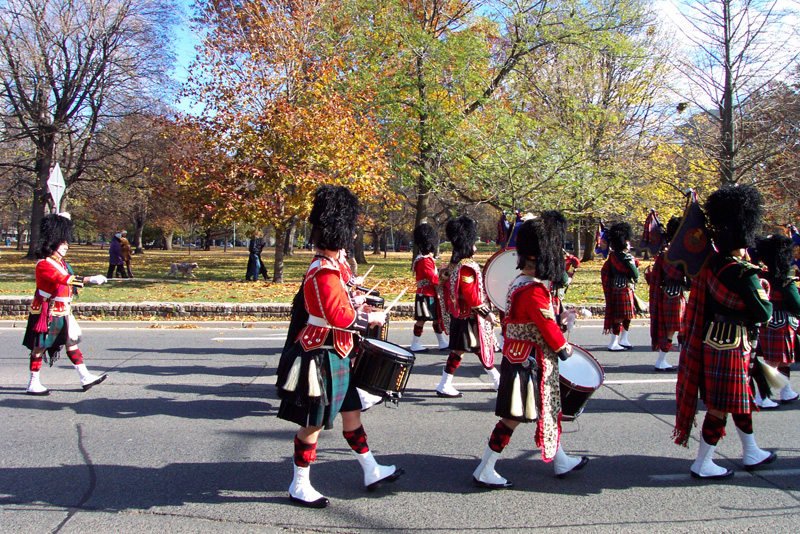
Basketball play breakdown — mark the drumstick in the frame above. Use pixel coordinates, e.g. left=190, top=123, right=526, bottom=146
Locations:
left=360, top=265, right=375, bottom=283
left=366, top=280, right=382, bottom=296
left=383, top=288, right=408, bottom=315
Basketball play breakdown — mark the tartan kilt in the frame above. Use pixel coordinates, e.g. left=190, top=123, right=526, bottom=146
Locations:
left=22, top=314, right=69, bottom=359
left=448, top=316, right=479, bottom=353
left=606, top=287, right=636, bottom=323
left=758, top=312, right=798, bottom=365
left=494, top=357, right=540, bottom=423
left=659, top=292, right=686, bottom=333
left=277, top=344, right=353, bottom=430
left=414, top=294, right=440, bottom=322
left=700, top=344, right=752, bottom=414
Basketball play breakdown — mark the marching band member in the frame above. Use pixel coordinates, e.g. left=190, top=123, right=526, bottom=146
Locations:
left=275, top=186, right=402, bottom=509
left=409, top=223, right=448, bottom=352
left=756, top=234, right=800, bottom=403
left=436, top=216, right=499, bottom=397
left=674, top=184, right=776, bottom=479
left=22, top=213, right=108, bottom=395
left=472, top=212, right=588, bottom=488
left=647, top=217, right=688, bottom=372
left=601, top=222, right=639, bottom=351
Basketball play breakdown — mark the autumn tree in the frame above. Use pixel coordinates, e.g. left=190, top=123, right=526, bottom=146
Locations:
left=0, top=0, right=177, bottom=257
left=183, top=0, right=395, bottom=281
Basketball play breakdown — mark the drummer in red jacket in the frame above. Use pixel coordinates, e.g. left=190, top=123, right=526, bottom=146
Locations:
left=275, top=185, right=402, bottom=508
left=472, top=211, right=589, bottom=488
left=409, top=222, right=448, bottom=352
left=436, top=216, right=500, bottom=397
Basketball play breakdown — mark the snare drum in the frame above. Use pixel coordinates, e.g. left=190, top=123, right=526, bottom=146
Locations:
left=559, top=344, right=605, bottom=421
left=352, top=338, right=416, bottom=400
left=365, top=295, right=389, bottom=341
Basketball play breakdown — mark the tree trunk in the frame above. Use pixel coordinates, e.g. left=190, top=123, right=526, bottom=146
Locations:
left=719, top=0, right=736, bottom=185
left=571, top=222, right=581, bottom=257
left=27, top=139, right=55, bottom=259
left=354, top=227, right=367, bottom=265
left=371, top=228, right=381, bottom=255
left=164, top=231, right=174, bottom=250
left=272, top=219, right=287, bottom=283
left=134, top=212, right=146, bottom=254
left=582, top=221, right=596, bottom=263
left=284, top=215, right=298, bottom=256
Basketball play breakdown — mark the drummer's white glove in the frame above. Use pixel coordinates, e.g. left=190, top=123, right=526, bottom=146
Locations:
left=352, top=276, right=364, bottom=286
left=368, top=311, right=386, bottom=325
left=87, top=275, right=107, bottom=285
left=351, top=295, right=367, bottom=306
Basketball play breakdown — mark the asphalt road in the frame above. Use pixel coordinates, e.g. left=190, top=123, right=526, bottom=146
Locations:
left=1, top=319, right=799, bottom=533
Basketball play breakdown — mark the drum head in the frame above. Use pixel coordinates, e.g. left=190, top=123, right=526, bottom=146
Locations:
left=559, top=344, right=604, bottom=389
left=362, top=338, right=415, bottom=360
left=483, top=249, right=520, bottom=312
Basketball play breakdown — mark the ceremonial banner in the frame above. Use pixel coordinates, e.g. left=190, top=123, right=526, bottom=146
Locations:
left=640, top=209, right=664, bottom=255
left=47, top=163, right=65, bottom=209
left=595, top=221, right=609, bottom=259
left=666, top=191, right=713, bottom=279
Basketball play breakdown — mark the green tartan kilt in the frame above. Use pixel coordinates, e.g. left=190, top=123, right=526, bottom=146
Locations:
left=22, top=314, right=70, bottom=360
left=277, top=343, right=360, bottom=430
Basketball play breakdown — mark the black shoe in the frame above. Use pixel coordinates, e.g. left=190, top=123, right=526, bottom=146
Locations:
left=289, top=494, right=329, bottom=508
left=409, top=347, right=428, bottom=353
left=690, top=468, right=734, bottom=479
left=620, top=344, right=633, bottom=350
left=367, top=468, right=405, bottom=492
left=472, top=475, right=513, bottom=489
left=744, top=451, right=777, bottom=471
left=82, top=374, right=108, bottom=391
left=26, top=389, right=50, bottom=396
left=654, top=366, right=676, bottom=372
left=556, top=456, right=589, bottom=478
left=435, top=390, right=463, bottom=398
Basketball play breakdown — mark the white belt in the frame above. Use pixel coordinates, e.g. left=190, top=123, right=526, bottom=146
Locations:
left=307, top=315, right=331, bottom=328
left=37, top=290, right=70, bottom=303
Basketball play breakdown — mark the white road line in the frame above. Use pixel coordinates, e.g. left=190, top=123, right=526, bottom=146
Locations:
left=650, top=468, right=800, bottom=481
left=604, top=379, right=677, bottom=384
left=211, top=336, right=288, bottom=341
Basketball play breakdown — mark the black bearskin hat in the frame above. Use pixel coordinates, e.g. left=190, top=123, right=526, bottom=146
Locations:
left=609, top=222, right=632, bottom=252
left=705, top=184, right=762, bottom=252
left=516, top=210, right=567, bottom=282
left=445, top=215, right=477, bottom=263
left=35, top=214, right=73, bottom=259
left=756, top=234, right=793, bottom=281
left=308, top=185, right=359, bottom=251
left=413, top=222, right=439, bottom=255
left=666, top=216, right=681, bottom=243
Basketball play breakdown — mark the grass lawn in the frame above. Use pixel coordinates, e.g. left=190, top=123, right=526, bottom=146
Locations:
left=0, top=245, right=652, bottom=305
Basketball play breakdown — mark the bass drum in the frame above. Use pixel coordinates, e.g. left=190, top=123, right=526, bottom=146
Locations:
left=559, top=344, right=605, bottom=421
left=353, top=338, right=416, bottom=401
left=483, top=248, right=521, bottom=312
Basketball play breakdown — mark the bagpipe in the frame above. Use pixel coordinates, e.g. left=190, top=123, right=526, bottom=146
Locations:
left=640, top=208, right=665, bottom=256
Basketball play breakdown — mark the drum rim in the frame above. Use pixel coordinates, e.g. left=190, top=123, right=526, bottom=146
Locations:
left=560, top=343, right=605, bottom=389
left=483, top=248, right=520, bottom=312
left=360, top=337, right=415, bottom=359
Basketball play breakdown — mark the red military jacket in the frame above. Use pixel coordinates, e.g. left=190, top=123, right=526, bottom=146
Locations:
left=29, top=257, right=84, bottom=317
left=445, top=260, right=486, bottom=319
left=297, top=255, right=368, bottom=358
left=503, top=276, right=568, bottom=363
left=413, top=254, right=439, bottom=297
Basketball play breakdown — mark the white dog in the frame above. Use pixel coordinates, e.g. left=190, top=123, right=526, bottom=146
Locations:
left=166, top=262, right=198, bottom=279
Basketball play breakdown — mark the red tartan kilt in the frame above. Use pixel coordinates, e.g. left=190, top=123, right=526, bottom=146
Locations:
left=701, top=345, right=752, bottom=414
left=659, top=293, right=686, bottom=333
left=758, top=321, right=797, bottom=365
left=606, top=287, right=635, bottom=322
